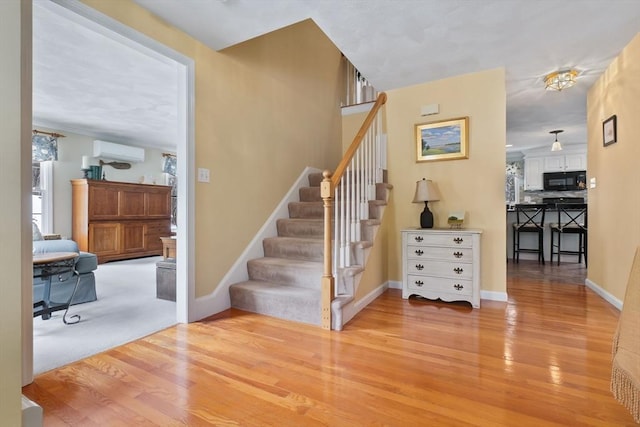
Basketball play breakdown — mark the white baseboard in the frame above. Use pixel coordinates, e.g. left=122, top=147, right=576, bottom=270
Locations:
left=481, top=290, right=509, bottom=302
left=585, top=278, right=622, bottom=310
left=22, top=395, right=43, bottom=427
left=341, top=281, right=391, bottom=327
left=387, top=280, right=402, bottom=289
left=193, top=167, right=322, bottom=321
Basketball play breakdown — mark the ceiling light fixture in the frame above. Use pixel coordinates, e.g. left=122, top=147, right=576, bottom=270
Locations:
left=544, top=69, right=578, bottom=91
left=550, top=129, right=564, bottom=151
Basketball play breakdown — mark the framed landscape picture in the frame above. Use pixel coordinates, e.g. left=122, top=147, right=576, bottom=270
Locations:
left=416, top=117, right=469, bottom=162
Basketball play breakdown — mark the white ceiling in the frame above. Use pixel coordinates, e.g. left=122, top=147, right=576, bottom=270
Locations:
left=33, top=0, right=640, bottom=154
left=33, top=0, right=180, bottom=151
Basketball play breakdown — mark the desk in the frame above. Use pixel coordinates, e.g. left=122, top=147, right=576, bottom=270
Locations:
left=33, top=251, right=81, bottom=324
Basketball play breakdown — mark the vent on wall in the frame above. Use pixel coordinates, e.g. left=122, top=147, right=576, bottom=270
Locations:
left=93, top=140, right=145, bottom=163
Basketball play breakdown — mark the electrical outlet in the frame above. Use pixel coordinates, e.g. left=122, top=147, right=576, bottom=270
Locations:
left=197, top=168, right=210, bottom=183
left=590, top=177, right=596, bottom=188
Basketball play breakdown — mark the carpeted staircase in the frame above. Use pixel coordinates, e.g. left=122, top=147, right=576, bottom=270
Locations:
left=229, top=171, right=391, bottom=328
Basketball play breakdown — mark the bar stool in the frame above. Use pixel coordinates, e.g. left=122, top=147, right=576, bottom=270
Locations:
left=512, top=204, right=546, bottom=264
left=549, top=203, right=587, bottom=266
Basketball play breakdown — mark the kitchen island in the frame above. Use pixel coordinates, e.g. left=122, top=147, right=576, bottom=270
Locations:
left=506, top=199, right=586, bottom=263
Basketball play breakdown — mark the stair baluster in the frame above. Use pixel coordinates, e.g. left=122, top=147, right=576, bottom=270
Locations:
left=321, top=92, right=387, bottom=330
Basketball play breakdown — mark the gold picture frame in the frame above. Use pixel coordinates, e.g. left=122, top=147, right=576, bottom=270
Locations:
left=415, top=117, right=469, bottom=162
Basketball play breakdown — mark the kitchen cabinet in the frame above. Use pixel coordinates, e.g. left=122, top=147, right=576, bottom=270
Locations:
left=544, top=152, right=586, bottom=172
left=524, top=157, right=544, bottom=190
left=523, top=148, right=586, bottom=191
left=402, top=228, right=482, bottom=308
left=72, top=179, right=171, bottom=263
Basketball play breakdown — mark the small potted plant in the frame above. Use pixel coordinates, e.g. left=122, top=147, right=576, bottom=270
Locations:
left=447, top=211, right=465, bottom=229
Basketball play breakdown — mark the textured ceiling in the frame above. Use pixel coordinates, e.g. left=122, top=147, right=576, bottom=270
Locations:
left=33, top=1, right=180, bottom=151
left=34, top=0, right=640, bottom=153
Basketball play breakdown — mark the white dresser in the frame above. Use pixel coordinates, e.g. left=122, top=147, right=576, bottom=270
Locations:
left=402, top=228, right=482, bottom=308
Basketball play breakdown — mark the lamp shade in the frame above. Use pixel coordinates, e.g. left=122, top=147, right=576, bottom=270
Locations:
left=412, top=179, right=441, bottom=203
left=549, top=129, right=563, bottom=152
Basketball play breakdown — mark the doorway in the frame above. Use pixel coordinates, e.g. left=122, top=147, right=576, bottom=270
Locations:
left=25, top=0, right=195, bottom=381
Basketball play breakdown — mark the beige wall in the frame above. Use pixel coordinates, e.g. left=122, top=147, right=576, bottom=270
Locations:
left=81, top=1, right=344, bottom=298
left=587, top=33, right=640, bottom=301
left=385, top=69, right=507, bottom=295
left=41, top=128, right=173, bottom=238
left=341, top=108, right=369, bottom=153
left=0, top=0, right=30, bottom=422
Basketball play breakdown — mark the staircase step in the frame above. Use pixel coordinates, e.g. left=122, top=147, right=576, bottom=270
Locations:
left=299, top=186, right=321, bottom=202
left=308, top=172, right=324, bottom=187
left=288, top=201, right=323, bottom=219
left=377, top=182, right=393, bottom=202
left=276, top=218, right=324, bottom=238
left=247, top=257, right=322, bottom=288
left=229, top=170, right=392, bottom=330
left=288, top=200, right=387, bottom=220
left=361, top=219, right=381, bottom=242
left=368, top=200, right=387, bottom=220
left=263, top=237, right=324, bottom=262
left=230, top=280, right=321, bottom=325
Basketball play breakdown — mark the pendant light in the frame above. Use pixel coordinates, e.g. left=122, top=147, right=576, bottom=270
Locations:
left=550, top=129, right=563, bottom=152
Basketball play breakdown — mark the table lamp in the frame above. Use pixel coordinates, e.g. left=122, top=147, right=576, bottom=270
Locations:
left=412, top=178, right=441, bottom=228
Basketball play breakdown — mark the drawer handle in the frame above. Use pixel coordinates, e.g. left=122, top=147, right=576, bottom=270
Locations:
left=415, top=249, right=424, bottom=256
left=453, top=284, right=464, bottom=291
left=453, top=237, right=464, bottom=244
left=453, top=267, right=463, bottom=274
left=415, top=264, right=424, bottom=271
left=414, top=280, right=424, bottom=287
left=414, top=236, right=423, bottom=242
left=453, top=251, right=463, bottom=258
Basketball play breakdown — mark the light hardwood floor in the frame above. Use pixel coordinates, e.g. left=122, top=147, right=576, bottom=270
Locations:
left=23, top=260, right=635, bottom=426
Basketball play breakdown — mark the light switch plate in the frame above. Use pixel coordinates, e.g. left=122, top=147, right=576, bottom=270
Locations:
left=198, top=168, right=210, bottom=183
left=590, top=177, right=596, bottom=188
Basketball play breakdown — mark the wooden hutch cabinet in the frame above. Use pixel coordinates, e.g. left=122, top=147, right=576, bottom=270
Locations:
left=71, top=179, right=172, bottom=263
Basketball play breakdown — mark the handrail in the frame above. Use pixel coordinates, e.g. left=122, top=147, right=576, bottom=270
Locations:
left=331, top=92, right=387, bottom=187
left=320, top=92, right=387, bottom=330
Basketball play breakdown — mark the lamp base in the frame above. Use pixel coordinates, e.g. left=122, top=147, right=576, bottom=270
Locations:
left=420, top=202, right=434, bottom=229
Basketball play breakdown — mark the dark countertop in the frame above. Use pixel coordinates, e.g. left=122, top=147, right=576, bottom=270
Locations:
left=507, top=204, right=587, bottom=213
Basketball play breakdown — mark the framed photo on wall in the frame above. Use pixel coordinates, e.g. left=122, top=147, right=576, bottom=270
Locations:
left=415, top=117, right=469, bottom=162
left=603, top=114, right=617, bottom=147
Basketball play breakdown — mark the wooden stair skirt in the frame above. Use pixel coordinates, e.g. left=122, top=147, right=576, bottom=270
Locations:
left=228, top=171, right=391, bottom=329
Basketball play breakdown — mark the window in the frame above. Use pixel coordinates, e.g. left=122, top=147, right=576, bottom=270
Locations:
left=32, top=161, right=53, bottom=233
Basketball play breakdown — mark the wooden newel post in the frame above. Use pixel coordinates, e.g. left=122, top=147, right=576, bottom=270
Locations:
left=320, top=170, right=335, bottom=330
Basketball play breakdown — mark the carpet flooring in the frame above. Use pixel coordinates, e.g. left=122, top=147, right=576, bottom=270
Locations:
left=33, top=256, right=176, bottom=375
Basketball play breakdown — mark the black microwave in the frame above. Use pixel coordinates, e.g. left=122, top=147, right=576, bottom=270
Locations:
left=543, top=171, right=587, bottom=191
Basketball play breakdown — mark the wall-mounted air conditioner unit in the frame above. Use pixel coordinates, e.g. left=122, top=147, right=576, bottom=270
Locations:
left=93, top=140, right=145, bottom=163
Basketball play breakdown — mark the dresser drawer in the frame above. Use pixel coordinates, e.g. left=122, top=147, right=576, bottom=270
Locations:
left=407, top=274, right=473, bottom=296
left=405, top=232, right=473, bottom=248
left=406, top=259, right=472, bottom=279
left=407, top=245, right=473, bottom=262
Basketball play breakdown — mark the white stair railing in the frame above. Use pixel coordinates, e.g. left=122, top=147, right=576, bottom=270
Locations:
left=343, top=55, right=378, bottom=106
left=320, top=92, right=387, bottom=330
